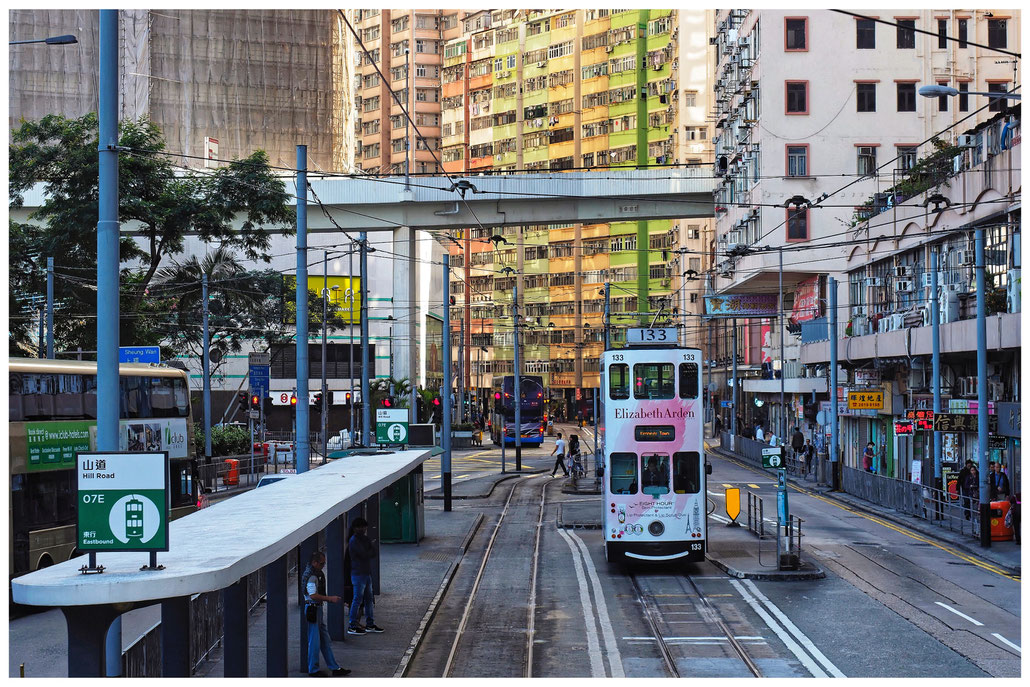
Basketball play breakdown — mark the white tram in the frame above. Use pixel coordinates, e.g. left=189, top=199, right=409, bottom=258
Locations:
left=600, top=329, right=709, bottom=562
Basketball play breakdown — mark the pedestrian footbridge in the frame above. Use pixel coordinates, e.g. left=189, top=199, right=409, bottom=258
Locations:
left=12, top=449, right=430, bottom=677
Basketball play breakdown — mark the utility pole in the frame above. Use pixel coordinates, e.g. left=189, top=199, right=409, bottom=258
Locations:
left=829, top=277, right=839, bottom=490
left=513, top=280, right=523, bottom=472
left=321, top=250, right=329, bottom=464
left=442, top=254, right=452, bottom=511
left=731, top=318, right=738, bottom=444
left=37, top=306, right=45, bottom=358
left=349, top=247, right=356, bottom=444
left=603, top=282, right=611, bottom=349
left=457, top=316, right=465, bottom=423
left=360, top=231, right=371, bottom=447
left=46, top=256, right=54, bottom=358
left=931, top=249, right=942, bottom=485
left=202, top=273, right=212, bottom=467
left=975, top=228, right=990, bottom=548
left=779, top=247, right=786, bottom=444
left=295, top=145, right=310, bottom=474
left=706, top=318, right=711, bottom=436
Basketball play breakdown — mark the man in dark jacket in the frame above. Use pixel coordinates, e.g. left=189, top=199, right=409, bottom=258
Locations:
left=790, top=427, right=805, bottom=466
left=302, top=551, right=350, bottom=677
left=347, top=517, right=383, bottom=634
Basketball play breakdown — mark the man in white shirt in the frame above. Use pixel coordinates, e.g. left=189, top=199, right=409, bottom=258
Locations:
left=755, top=424, right=765, bottom=442
left=550, top=432, right=569, bottom=477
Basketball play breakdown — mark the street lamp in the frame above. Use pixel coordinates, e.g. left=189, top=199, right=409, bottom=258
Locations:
left=917, top=84, right=1020, bottom=101
left=9, top=34, right=77, bottom=46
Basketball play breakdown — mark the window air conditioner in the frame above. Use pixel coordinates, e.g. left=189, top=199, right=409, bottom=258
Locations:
left=895, top=280, right=914, bottom=292
left=865, top=277, right=883, bottom=287
left=894, top=265, right=913, bottom=278
left=945, top=282, right=967, bottom=293
left=957, top=250, right=975, bottom=266
left=889, top=313, right=906, bottom=330
left=955, top=134, right=976, bottom=148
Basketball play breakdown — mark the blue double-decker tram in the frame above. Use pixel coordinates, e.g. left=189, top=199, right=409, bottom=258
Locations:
left=599, top=328, right=709, bottom=563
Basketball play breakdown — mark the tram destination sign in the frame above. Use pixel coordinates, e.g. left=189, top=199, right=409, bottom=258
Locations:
left=77, top=451, right=169, bottom=553
left=933, top=413, right=999, bottom=433
left=634, top=425, right=676, bottom=442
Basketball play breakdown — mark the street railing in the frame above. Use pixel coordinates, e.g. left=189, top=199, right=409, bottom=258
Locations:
left=841, top=466, right=981, bottom=538
left=746, top=490, right=767, bottom=539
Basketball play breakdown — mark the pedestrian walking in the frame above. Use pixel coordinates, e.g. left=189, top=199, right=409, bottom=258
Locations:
left=347, top=517, right=384, bottom=635
left=550, top=432, right=569, bottom=477
left=755, top=424, right=765, bottom=442
left=714, top=415, right=723, bottom=436
left=962, top=464, right=980, bottom=520
left=990, top=462, right=1010, bottom=500
left=862, top=442, right=875, bottom=472
left=1005, top=495, right=1020, bottom=544
left=790, top=426, right=805, bottom=467
left=302, top=551, right=350, bottom=677
left=568, top=434, right=583, bottom=477
left=803, top=439, right=815, bottom=475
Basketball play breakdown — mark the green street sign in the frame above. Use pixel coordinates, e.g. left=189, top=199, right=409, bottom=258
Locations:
left=375, top=409, right=409, bottom=444
left=77, top=452, right=170, bottom=552
left=761, top=447, right=783, bottom=469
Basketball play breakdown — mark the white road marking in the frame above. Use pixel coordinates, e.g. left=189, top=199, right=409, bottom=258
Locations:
left=740, top=579, right=846, bottom=677
left=934, top=601, right=984, bottom=626
left=991, top=633, right=1021, bottom=652
left=566, top=529, right=626, bottom=678
left=556, top=527, right=606, bottom=677
left=729, top=580, right=830, bottom=678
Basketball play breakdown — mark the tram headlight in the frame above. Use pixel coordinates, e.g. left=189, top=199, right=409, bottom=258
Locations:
left=648, top=521, right=665, bottom=536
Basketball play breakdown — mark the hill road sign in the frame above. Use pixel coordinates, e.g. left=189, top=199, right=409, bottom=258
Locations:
left=375, top=409, right=409, bottom=444
left=761, top=447, right=783, bottom=469
left=77, top=451, right=169, bottom=553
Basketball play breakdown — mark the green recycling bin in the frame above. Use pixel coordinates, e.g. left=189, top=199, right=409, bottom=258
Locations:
left=379, top=464, right=424, bottom=543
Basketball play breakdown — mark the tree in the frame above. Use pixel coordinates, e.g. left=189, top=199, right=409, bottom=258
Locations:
left=9, top=113, right=294, bottom=354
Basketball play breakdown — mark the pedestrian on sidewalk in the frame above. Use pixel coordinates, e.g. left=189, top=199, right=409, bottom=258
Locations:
left=302, top=551, right=351, bottom=677
left=803, top=439, right=815, bottom=475
left=962, top=464, right=980, bottom=520
left=990, top=462, right=1010, bottom=500
left=550, top=432, right=569, bottom=477
left=862, top=442, right=875, bottom=472
left=790, top=426, right=805, bottom=464
left=347, top=517, right=384, bottom=635
left=1005, top=495, right=1020, bottom=544
left=755, top=424, right=765, bottom=442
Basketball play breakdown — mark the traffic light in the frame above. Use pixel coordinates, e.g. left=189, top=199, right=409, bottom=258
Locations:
left=432, top=397, right=441, bottom=407
left=290, top=394, right=298, bottom=408
left=237, top=390, right=248, bottom=405
left=382, top=396, right=395, bottom=408
left=313, top=392, right=323, bottom=407
left=250, top=394, right=261, bottom=408
left=345, top=391, right=352, bottom=404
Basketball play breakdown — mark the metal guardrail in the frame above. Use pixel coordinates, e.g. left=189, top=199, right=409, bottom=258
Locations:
left=746, top=491, right=767, bottom=539
left=785, top=514, right=804, bottom=565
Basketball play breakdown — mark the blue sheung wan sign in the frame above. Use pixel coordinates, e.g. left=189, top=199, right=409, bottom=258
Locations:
left=119, top=346, right=160, bottom=364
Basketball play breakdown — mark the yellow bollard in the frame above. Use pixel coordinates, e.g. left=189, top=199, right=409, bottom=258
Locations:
left=725, top=487, right=741, bottom=527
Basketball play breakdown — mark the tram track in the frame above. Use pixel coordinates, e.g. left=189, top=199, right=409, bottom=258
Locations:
left=629, top=571, right=763, bottom=678
left=404, top=473, right=549, bottom=678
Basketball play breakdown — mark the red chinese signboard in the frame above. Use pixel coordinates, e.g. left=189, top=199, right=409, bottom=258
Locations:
left=791, top=276, right=821, bottom=323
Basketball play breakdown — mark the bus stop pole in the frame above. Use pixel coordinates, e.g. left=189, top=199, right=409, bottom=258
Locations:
left=441, top=254, right=452, bottom=511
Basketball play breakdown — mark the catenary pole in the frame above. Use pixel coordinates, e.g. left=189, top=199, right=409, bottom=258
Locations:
left=442, top=254, right=452, bottom=510
left=98, top=10, right=122, bottom=676
left=360, top=232, right=371, bottom=447
left=829, top=277, right=839, bottom=490
left=322, top=250, right=329, bottom=464
left=931, top=249, right=942, bottom=482
left=975, top=229, right=990, bottom=547
left=295, top=145, right=310, bottom=473
left=46, top=257, right=54, bottom=358
left=731, top=318, right=738, bottom=440
left=779, top=247, right=786, bottom=443
left=349, top=247, right=355, bottom=444
left=202, top=273, right=212, bottom=464
left=513, top=280, right=523, bottom=472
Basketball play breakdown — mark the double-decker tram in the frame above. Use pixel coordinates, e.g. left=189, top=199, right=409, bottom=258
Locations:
left=490, top=375, right=546, bottom=446
left=600, top=329, right=708, bottom=562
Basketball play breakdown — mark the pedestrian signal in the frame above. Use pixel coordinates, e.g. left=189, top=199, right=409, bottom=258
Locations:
left=250, top=394, right=261, bottom=408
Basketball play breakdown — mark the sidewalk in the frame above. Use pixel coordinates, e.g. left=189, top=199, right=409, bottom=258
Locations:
left=708, top=441, right=1021, bottom=577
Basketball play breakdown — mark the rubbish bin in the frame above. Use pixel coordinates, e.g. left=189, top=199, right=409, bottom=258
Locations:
left=223, top=458, right=239, bottom=486
left=990, top=500, right=1013, bottom=541
left=379, top=465, right=425, bottom=543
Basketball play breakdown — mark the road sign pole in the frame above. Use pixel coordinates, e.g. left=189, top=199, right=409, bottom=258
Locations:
left=975, top=228, right=990, bottom=548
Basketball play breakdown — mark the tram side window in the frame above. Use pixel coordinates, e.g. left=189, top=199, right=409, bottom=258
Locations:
left=609, top=452, right=638, bottom=494
left=641, top=453, right=670, bottom=496
left=673, top=451, right=701, bottom=494
left=609, top=364, right=630, bottom=400
left=633, top=363, right=675, bottom=399
left=678, top=363, right=699, bottom=399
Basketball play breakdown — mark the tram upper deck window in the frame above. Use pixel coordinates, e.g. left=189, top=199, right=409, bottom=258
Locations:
left=673, top=451, right=701, bottom=494
left=641, top=453, right=670, bottom=496
left=609, top=363, right=630, bottom=400
left=678, top=363, right=699, bottom=399
left=633, top=363, right=674, bottom=399
left=609, top=452, right=638, bottom=494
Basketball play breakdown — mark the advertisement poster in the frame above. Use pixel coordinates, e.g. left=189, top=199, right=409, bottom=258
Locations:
left=23, top=418, right=189, bottom=471
left=791, top=276, right=821, bottom=322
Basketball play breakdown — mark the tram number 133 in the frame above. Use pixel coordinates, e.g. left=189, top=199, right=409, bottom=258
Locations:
left=627, top=328, right=677, bottom=344
left=690, top=542, right=703, bottom=551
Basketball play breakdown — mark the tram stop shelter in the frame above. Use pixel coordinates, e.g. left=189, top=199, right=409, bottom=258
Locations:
left=11, top=449, right=430, bottom=677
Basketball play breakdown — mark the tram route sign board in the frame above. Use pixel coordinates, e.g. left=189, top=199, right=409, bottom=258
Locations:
left=761, top=447, right=783, bottom=469
left=76, top=451, right=169, bottom=553
left=375, top=409, right=409, bottom=444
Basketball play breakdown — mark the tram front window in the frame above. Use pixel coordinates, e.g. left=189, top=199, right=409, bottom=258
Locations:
left=633, top=363, right=675, bottom=399
left=641, top=453, right=670, bottom=496
left=609, top=364, right=630, bottom=400
left=610, top=452, right=638, bottom=494
left=673, top=451, right=701, bottom=494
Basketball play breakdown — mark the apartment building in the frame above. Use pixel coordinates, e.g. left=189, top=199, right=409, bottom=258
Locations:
left=800, top=110, right=1020, bottom=486
left=436, top=9, right=715, bottom=419
left=708, top=9, right=1020, bottom=440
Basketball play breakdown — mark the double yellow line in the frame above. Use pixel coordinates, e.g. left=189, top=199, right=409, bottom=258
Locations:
left=708, top=444, right=1020, bottom=582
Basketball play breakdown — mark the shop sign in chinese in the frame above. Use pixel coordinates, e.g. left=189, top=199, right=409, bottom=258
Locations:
left=906, top=409, right=934, bottom=421
left=704, top=293, right=779, bottom=318
left=894, top=420, right=914, bottom=435
left=934, top=413, right=999, bottom=433
left=855, top=369, right=881, bottom=386
left=790, top=276, right=820, bottom=322
left=847, top=390, right=884, bottom=410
